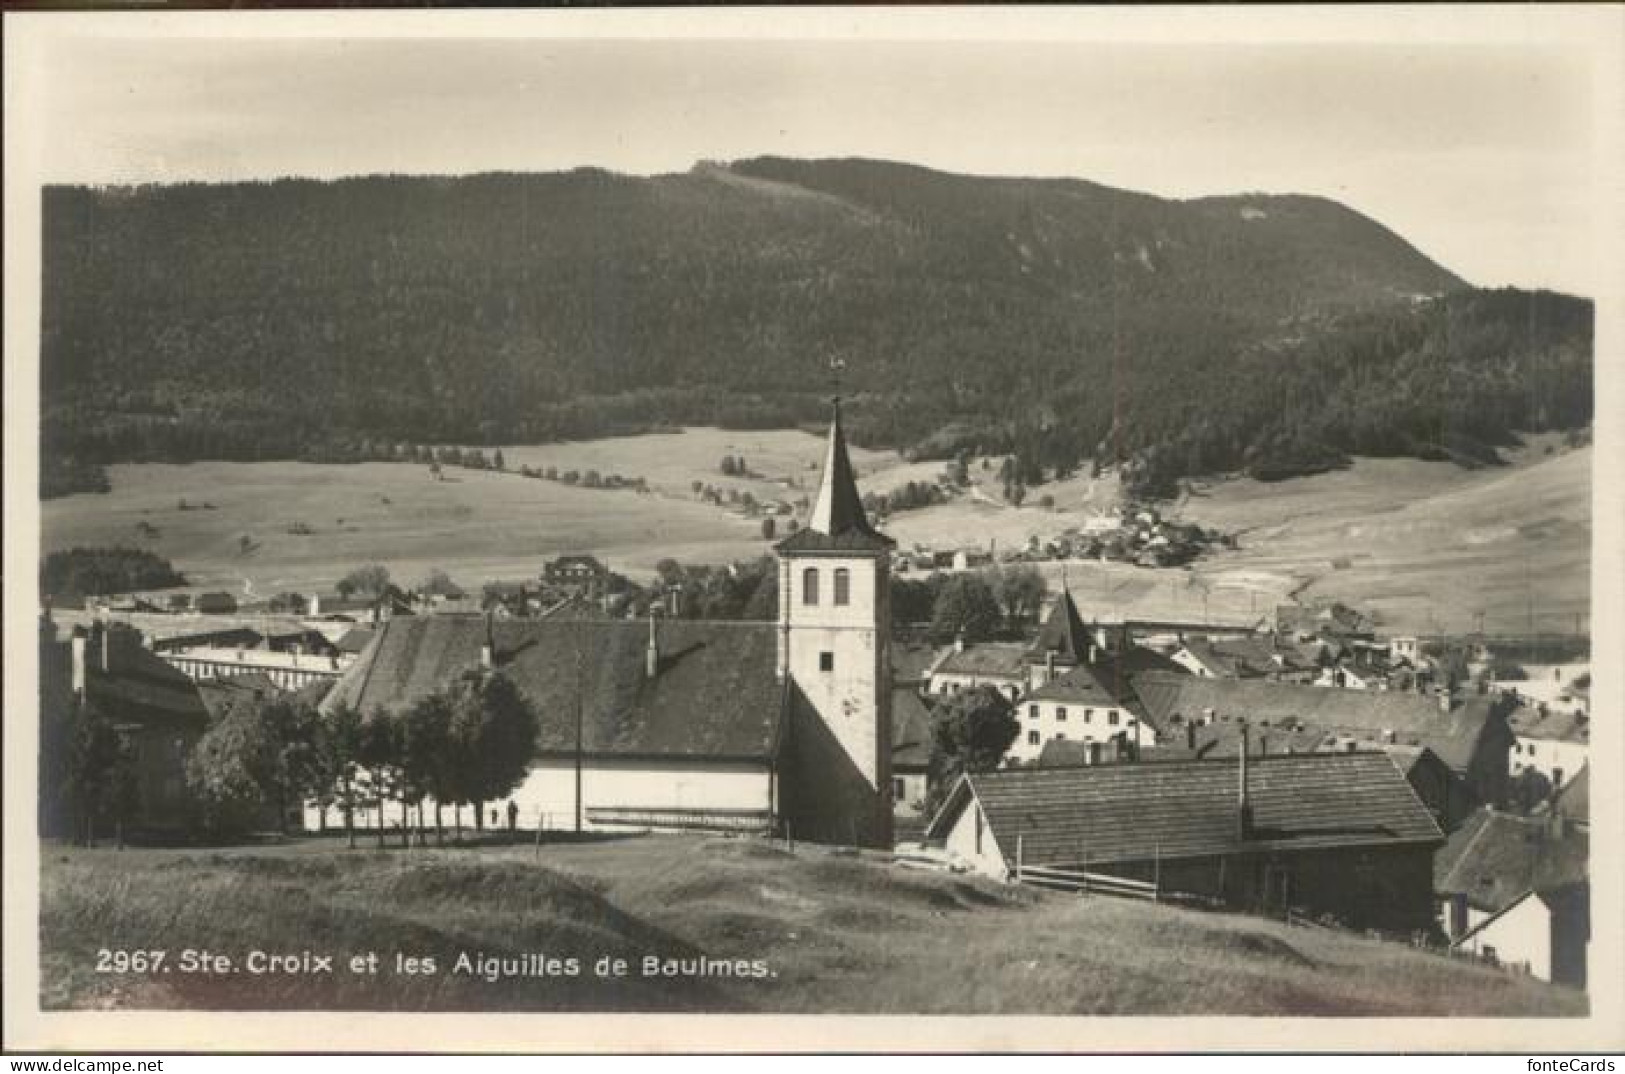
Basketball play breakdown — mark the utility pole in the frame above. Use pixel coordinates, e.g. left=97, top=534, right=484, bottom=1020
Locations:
left=574, top=636, right=585, bottom=835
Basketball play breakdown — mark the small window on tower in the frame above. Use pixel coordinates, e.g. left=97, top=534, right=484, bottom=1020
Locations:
left=834, top=568, right=851, bottom=606
left=819, top=651, right=835, bottom=672
left=803, top=567, right=820, bottom=605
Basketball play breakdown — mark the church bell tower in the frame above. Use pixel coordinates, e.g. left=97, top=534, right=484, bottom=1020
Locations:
left=774, top=397, right=895, bottom=848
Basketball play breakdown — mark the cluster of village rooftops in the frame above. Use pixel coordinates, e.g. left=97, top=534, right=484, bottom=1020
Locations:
left=42, top=405, right=1592, bottom=989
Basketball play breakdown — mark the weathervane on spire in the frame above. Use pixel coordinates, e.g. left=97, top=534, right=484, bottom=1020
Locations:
left=828, top=354, right=848, bottom=408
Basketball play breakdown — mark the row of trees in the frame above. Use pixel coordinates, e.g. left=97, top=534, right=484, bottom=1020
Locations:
left=186, top=666, right=540, bottom=843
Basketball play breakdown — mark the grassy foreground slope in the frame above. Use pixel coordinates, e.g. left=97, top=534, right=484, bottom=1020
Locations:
left=40, top=837, right=1583, bottom=1015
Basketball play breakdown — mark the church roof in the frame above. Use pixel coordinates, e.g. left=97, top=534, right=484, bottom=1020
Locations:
left=321, top=615, right=784, bottom=762
left=1030, top=588, right=1090, bottom=663
left=776, top=402, right=893, bottom=554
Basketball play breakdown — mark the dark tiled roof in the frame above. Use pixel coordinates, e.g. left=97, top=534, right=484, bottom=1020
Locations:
left=1435, top=808, right=1588, bottom=913
left=1028, top=665, right=1126, bottom=707
left=891, top=641, right=940, bottom=686
left=933, top=751, right=1441, bottom=866
left=1035, top=647, right=1182, bottom=718
left=1149, top=717, right=1334, bottom=759
left=322, top=616, right=783, bottom=761
left=1030, top=589, right=1089, bottom=663
left=1131, top=672, right=1500, bottom=772
left=335, top=626, right=377, bottom=654
left=892, top=687, right=933, bottom=770
left=81, top=635, right=211, bottom=729
left=933, top=643, right=1029, bottom=680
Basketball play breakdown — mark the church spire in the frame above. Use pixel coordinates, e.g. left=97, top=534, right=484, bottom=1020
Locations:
left=777, top=395, right=894, bottom=552
left=807, top=399, right=872, bottom=539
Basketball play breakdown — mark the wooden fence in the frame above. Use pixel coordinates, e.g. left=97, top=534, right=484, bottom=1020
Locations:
left=1015, top=862, right=1160, bottom=902
left=582, top=806, right=773, bottom=834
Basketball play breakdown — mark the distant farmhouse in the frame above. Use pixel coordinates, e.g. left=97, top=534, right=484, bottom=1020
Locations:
left=925, top=750, right=1443, bottom=933
left=314, top=405, right=900, bottom=847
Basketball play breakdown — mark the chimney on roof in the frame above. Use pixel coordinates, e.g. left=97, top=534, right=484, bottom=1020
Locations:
left=308, top=593, right=320, bottom=617
left=1237, top=721, right=1253, bottom=841
left=480, top=611, right=495, bottom=669
left=666, top=587, right=681, bottom=618
left=1185, top=721, right=1196, bottom=750
left=646, top=608, right=660, bottom=679
left=100, top=622, right=111, bottom=672
left=1045, top=650, right=1056, bottom=681
left=71, top=631, right=87, bottom=698
left=954, top=630, right=966, bottom=654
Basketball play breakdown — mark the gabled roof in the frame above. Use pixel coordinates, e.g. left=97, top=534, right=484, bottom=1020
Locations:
left=334, top=626, right=376, bottom=654
left=1131, top=672, right=1502, bottom=772
left=1507, top=705, right=1589, bottom=745
left=1435, top=808, right=1588, bottom=913
left=927, top=751, right=1442, bottom=867
left=776, top=402, right=893, bottom=554
left=321, top=616, right=783, bottom=762
left=892, top=686, right=934, bottom=771
left=1179, top=635, right=1284, bottom=678
left=932, top=643, right=1029, bottom=680
left=79, top=630, right=211, bottom=729
left=1030, top=588, right=1089, bottom=664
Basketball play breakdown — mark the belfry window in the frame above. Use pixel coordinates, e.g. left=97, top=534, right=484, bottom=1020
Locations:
left=803, top=567, right=820, bottom=605
left=834, top=568, right=851, bottom=606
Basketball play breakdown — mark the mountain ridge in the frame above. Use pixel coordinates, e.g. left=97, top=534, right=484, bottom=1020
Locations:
left=40, top=156, right=1586, bottom=498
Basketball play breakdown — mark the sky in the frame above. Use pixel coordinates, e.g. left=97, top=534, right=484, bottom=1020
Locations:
left=17, top=18, right=1612, bottom=296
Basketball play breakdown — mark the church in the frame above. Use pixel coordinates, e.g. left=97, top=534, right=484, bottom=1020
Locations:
left=311, top=402, right=898, bottom=848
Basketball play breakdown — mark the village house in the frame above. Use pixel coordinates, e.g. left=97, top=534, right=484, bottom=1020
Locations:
left=311, top=403, right=899, bottom=848
left=39, top=618, right=212, bottom=836
left=925, top=749, right=1444, bottom=932
left=543, top=554, right=609, bottom=595
left=1506, top=704, right=1589, bottom=794
left=1130, top=672, right=1514, bottom=808
left=1275, top=601, right=1375, bottom=643
left=1434, top=807, right=1589, bottom=987
left=926, top=586, right=1104, bottom=703
left=1010, top=654, right=1163, bottom=763
left=1170, top=634, right=1320, bottom=682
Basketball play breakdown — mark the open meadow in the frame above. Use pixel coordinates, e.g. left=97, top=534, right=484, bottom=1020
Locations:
left=39, top=835, right=1585, bottom=1016
left=41, top=428, right=1589, bottom=634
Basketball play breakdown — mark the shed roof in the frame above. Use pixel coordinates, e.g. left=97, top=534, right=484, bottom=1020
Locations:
left=322, top=616, right=784, bottom=761
left=929, top=751, right=1442, bottom=867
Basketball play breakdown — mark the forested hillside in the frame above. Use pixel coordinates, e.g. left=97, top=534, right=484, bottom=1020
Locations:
left=41, top=158, right=1591, bottom=497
